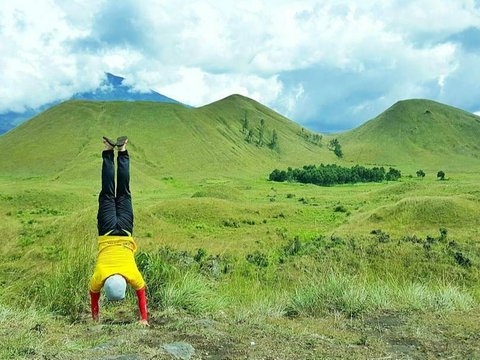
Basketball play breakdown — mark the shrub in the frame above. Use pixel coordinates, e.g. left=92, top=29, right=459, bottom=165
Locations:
left=194, top=248, right=207, bottom=262
left=283, top=236, right=302, bottom=256
left=385, top=167, right=401, bottom=181
left=370, top=229, right=390, bottom=243
left=334, top=205, right=347, bottom=213
left=439, top=228, right=448, bottom=242
left=416, top=169, right=426, bottom=178
left=454, top=252, right=472, bottom=268
left=246, top=251, right=269, bottom=267
left=222, top=219, right=240, bottom=228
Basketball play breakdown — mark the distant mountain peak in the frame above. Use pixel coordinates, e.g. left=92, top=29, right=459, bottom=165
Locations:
left=0, top=72, right=186, bottom=135
left=104, top=72, right=125, bottom=87
left=72, top=72, right=182, bottom=104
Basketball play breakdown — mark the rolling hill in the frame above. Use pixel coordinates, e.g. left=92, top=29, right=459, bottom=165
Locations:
left=338, top=99, right=480, bottom=170
left=2, top=96, right=480, bottom=184
left=0, top=95, right=333, bottom=182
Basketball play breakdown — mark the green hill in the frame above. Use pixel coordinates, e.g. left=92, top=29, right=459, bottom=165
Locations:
left=0, top=95, right=333, bottom=182
left=3, top=96, right=480, bottom=182
left=338, top=99, right=480, bottom=170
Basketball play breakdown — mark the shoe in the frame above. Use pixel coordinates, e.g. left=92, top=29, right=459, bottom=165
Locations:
left=116, top=136, right=128, bottom=148
left=103, top=136, right=116, bottom=148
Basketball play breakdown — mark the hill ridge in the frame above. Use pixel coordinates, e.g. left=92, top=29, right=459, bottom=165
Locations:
left=338, top=98, right=480, bottom=169
left=0, top=99, right=333, bottom=182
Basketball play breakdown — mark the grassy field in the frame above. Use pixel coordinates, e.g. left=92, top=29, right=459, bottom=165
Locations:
left=1, top=98, right=480, bottom=358
left=1, top=171, right=480, bottom=358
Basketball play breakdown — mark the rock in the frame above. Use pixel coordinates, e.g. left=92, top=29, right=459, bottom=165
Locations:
left=194, top=319, right=216, bottom=328
left=101, top=355, right=140, bottom=360
left=162, top=342, right=195, bottom=360
left=93, top=342, right=112, bottom=351
left=93, top=339, right=126, bottom=352
left=89, top=324, right=105, bottom=333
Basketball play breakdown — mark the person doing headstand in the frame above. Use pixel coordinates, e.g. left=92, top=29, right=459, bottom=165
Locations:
left=89, top=136, right=148, bottom=326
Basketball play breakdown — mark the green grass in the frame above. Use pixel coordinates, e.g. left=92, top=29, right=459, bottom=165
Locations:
left=1, top=97, right=480, bottom=357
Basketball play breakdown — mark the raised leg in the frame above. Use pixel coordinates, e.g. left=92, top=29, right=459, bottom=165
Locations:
left=116, top=150, right=134, bottom=235
left=97, top=150, right=117, bottom=235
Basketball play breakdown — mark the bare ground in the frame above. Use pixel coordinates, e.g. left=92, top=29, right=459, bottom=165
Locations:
left=11, top=310, right=480, bottom=359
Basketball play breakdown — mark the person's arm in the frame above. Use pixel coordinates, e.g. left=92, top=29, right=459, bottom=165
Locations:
left=136, top=287, right=149, bottom=325
left=90, top=290, right=101, bottom=321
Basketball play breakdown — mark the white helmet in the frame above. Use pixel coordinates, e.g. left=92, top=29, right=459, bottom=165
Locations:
left=104, top=274, right=127, bottom=301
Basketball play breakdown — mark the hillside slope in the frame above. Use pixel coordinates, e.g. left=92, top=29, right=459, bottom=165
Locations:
left=338, top=99, right=480, bottom=169
left=0, top=95, right=332, bottom=182
left=0, top=72, right=184, bottom=135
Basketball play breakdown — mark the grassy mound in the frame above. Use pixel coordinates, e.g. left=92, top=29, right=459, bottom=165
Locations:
left=191, top=184, right=243, bottom=201
left=367, top=195, right=480, bottom=229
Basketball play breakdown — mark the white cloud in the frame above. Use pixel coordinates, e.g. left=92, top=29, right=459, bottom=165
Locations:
left=0, top=0, right=479, bottom=130
left=149, top=67, right=283, bottom=107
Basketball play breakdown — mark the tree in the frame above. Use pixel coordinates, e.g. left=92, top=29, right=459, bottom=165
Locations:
left=269, top=129, right=279, bottom=150
left=328, top=138, right=343, bottom=158
left=437, top=170, right=445, bottom=180
left=269, top=169, right=287, bottom=182
left=416, top=169, right=426, bottom=178
left=246, top=129, right=255, bottom=143
left=334, top=146, right=343, bottom=158
left=241, top=111, right=249, bottom=134
left=385, top=167, right=401, bottom=181
left=328, top=138, right=339, bottom=151
left=258, top=119, right=265, bottom=146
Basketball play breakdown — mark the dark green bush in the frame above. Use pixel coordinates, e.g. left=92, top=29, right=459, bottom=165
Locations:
left=269, top=163, right=388, bottom=186
left=246, top=251, right=269, bottom=267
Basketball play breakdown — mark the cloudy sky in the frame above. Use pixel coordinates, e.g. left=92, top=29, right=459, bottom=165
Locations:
left=1, top=0, right=480, bottom=131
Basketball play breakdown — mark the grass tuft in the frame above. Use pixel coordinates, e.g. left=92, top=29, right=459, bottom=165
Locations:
left=287, top=274, right=475, bottom=317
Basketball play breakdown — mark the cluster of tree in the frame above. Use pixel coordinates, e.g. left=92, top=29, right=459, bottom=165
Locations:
left=299, top=128, right=322, bottom=146
left=416, top=169, right=446, bottom=180
left=241, top=111, right=279, bottom=150
left=416, top=169, right=426, bottom=178
left=385, top=167, right=401, bottom=181
left=328, top=138, right=343, bottom=158
left=269, top=164, right=402, bottom=186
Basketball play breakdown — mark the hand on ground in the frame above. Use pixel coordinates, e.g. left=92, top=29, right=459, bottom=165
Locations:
left=138, top=319, right=149, bottom=327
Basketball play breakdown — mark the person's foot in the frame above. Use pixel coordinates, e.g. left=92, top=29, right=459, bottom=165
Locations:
left=117, top=136, right=128, bottom=151
left=102, top=137, right=115, bottom=151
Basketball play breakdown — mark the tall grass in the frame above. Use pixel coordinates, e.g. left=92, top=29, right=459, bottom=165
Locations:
left=136, top=251, right=225, bottom=314
left=287, top=273, right=475, bottom=317
left=34, top=242, right=93, bottom=321
left=0, top=202, right=476, bottom=323
left=0, top=304, right=51, bottom=359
